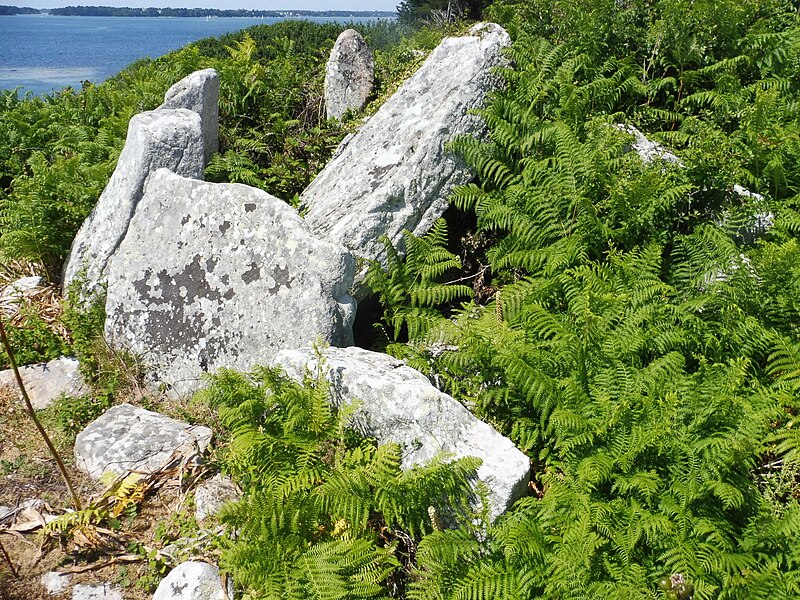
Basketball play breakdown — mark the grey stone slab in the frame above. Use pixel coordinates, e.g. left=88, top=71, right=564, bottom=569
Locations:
left=104, top=169, right=356, bottom=396
left=161, top=69, right=220, bottom=164
left=301, top=23, right=511, bottom=297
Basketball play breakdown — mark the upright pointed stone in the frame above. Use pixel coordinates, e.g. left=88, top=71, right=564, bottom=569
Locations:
left=63, top=109, right=204, bottom=295
left=160, top=68, right=220, bottom=164
left=325, top=29, right=374, bottom=121
left=302, top=23, right=510, bottom=296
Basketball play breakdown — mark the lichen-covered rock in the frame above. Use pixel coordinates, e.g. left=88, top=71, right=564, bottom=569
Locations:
left=0, top=357, right=89, bottom=410
left=325, top=29, right=374, bottom=120
left=195, top=474, right=241, bottom=522
left=63, top=109, right=204, bottom=295
left=74, top=403, right=212, bottom=480
left=301, top=23, right=510, bottom=296
left=152, top=561, right=233, bottom=600
left=104, top=169, right=356, bottom=396
left=160, top=69, right=219, bottom=164
left=272, top=346, right=529, bottom=521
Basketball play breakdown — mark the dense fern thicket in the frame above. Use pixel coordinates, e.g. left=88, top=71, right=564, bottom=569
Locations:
left=363, top=1, right=800, bottom=598
left=199, top=364, right=483, bottom=600
left=0, top=19, right=429, bottom=281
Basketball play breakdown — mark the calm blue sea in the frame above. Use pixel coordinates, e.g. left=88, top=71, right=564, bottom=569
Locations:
left=0, top=14, right=390, bottom=96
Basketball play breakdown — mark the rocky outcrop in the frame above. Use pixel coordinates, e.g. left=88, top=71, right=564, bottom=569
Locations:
left=272, top=346, right=530, bottom=520
left=153, top=561, right=233, bottom=600
left=0, top=357, right=89, bottom=410
left=325, top=29, right=374, bottom=120
left=104, top=169, right=356, bottom=396
left=63, top=109, right=205, bottom=295
left=160, top=69, right=220, bottom=164
left=195, top=474, right=241, bottom=522
left=74, top=403, right=212, bottom=479
left=301, top=23, right=511, bottom=295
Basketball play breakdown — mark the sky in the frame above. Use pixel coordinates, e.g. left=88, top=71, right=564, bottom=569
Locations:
left=18, top=1, right=398, bottom=11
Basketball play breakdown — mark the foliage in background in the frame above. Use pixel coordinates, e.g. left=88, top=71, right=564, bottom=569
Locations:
left=198, top=364, right=482, bottom=599
left=365, top=1, right=800, bottom=597
left=0, top=18, right=431, bottom=280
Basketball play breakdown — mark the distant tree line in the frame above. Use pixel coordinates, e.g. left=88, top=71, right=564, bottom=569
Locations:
left=49, top=6, right=396, bottom=17
left=396, top=0, right=487, bottom=23
left=0, top=5, right=39, bottom=14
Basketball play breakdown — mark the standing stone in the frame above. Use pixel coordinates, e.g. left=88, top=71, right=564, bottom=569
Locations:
left=0, top=357, right=89, bottom=410
left=104, top=169, right=356, bottom=396
left=272, top=346, right=530, bottom=521
left=63, top=109, right=204, bottom=295
left=153, top=561, right=233, bottom=600
left=325, top=29, right=374, bottom=120
left=302, top=23, right=510, bottom=296
left=160, top=69, right=220, bottom=165
left=74, top=403, right=212, bottom=480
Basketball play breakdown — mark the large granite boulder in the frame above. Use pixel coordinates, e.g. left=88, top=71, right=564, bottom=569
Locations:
left=301, top=23, right=510, bottom=296
left=74, top=403, right=212, bottom=480
left=325, top=29, right=374, bottom=120
left=153, top=561, right=233, bottom=600
left=160, top=69, right=220, bottom=164
left=0, top=357, right=89, bottom=410
left=63, top=109, right=204, bottom=295
left=272, top=346, right=529, bottom=521
left=104, top=169, right=356, bottom=396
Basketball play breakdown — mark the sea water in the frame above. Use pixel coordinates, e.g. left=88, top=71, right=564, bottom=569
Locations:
left=0, top=14, right=389, bottom=96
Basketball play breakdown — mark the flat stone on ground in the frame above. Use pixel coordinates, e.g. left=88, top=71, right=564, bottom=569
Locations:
left=74, top=403, right=212, bottom=480
left=0, top=357, right=89, bottom=410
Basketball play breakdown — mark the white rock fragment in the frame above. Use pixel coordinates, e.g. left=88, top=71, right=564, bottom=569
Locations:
left=71, top=584, right=123, bottom=600
left=195, top=474, right=242, bottom=522
left=152, top=561, right=233, bottom=600
left=41, top=571, right=71, bottom=595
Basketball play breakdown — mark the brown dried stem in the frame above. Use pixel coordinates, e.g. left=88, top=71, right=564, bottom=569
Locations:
left=0, top=536, right=18, bottom=578
left=0, top=315, right=82, bottom=510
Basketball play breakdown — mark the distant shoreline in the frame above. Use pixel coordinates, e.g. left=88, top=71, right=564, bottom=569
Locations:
left=0, top=6, right=397, bottom=17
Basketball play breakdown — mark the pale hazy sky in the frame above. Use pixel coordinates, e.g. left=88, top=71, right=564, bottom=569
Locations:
left=20, top=1, right=398, bottom=11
